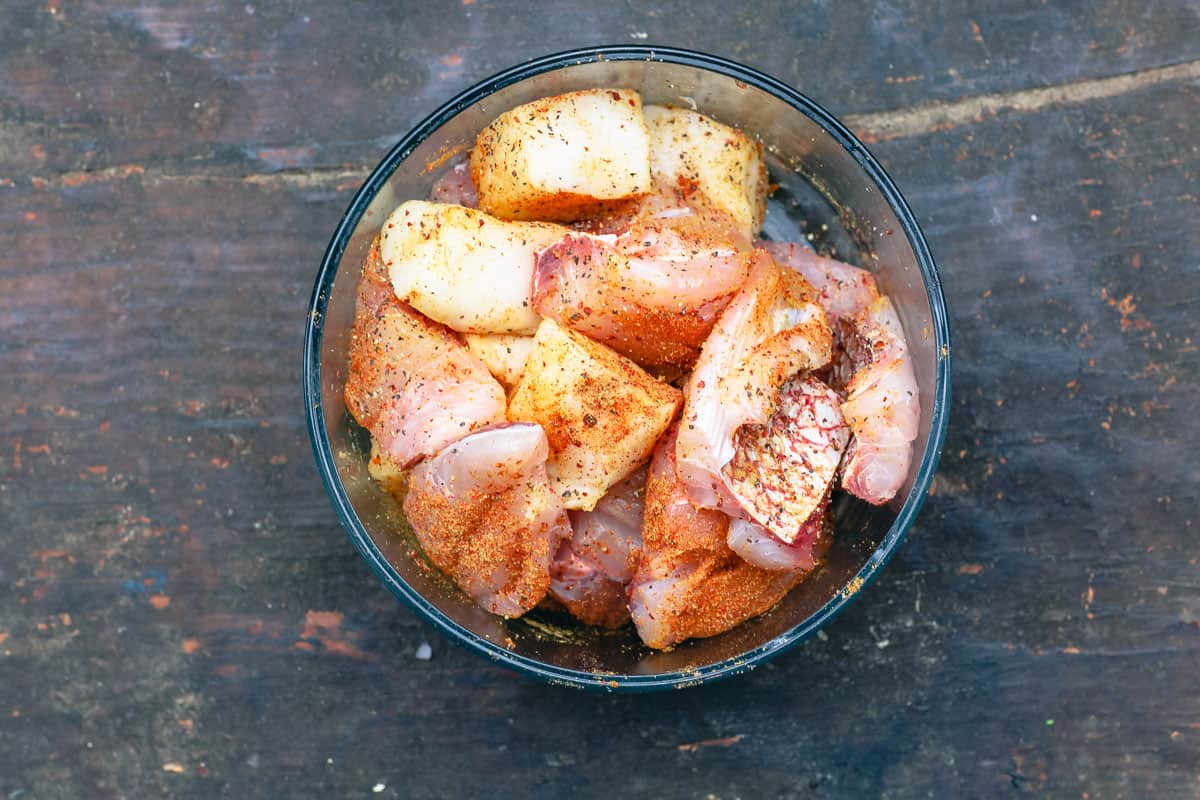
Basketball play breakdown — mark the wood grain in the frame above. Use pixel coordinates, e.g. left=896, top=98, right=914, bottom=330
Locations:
left=4, top=0, right=1199, bottom=176
left=1, top=1, right=1198, bottom=798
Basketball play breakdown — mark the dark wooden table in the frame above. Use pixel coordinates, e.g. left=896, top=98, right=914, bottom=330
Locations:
left=3, top=2, right=1198, bottom=797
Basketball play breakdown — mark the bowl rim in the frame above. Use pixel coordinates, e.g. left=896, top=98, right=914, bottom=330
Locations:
left=304, top=44, right=952, bottom=692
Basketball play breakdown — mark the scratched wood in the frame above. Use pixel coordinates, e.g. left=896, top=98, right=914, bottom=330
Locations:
left=1, top=1, right=1198, bottom=798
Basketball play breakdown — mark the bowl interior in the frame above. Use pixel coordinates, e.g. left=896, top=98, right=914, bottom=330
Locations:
left=308, top=50, right=949, bottom=688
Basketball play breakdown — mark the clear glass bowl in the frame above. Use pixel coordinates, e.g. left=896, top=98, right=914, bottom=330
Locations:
left=304, top=46, right=951, bottom=691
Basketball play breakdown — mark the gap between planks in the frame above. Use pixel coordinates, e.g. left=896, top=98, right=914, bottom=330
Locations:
left=8, top=58, right=1200, bottom=191
left=15, top=164, right=373, bottom=192
left=845, top=57, right=1200, bottom=142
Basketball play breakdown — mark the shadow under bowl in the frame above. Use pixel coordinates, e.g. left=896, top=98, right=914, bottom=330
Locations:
left=304, top=45, right=951, bottom=691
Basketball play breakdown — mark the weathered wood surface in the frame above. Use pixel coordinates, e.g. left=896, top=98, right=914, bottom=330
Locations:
left=1, top=1, right=1198, bottom=797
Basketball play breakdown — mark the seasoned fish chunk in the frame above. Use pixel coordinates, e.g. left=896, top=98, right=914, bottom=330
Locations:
left=722, top=374, right=849, bottom=542
left=759, top=242, right=879, bottom=319
left=643, top=105, right=769, bottom=240
left=760, top=242, right=919, bottom=505
left=548, top=467, right=647, bottom=628
left=403, top=424, right=571, bottom=618
left=381, top=200, right=566, bottom=334
left=726, top=514, right=827, bottom=573
left=838, top=296, right=920, bottom=505
left=533, top=199, right=752, bottom=369
left=344, top=238, right=506, bottom=468
left=507, top=319, right=681, bottom=511
left=629, top=429, right=803, bottom=649
left=675, top=251, right=832, bottom=517
left=464, top=333, right=535, bottom=390
left=471, top=89, right=652, bottom=222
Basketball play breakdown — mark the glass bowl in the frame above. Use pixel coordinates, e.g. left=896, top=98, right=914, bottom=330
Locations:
left=304, top=45, right=951, bottom=691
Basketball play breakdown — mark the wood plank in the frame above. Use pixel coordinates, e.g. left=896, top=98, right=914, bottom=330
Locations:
left=3, top=1, right=1198, bottom=176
